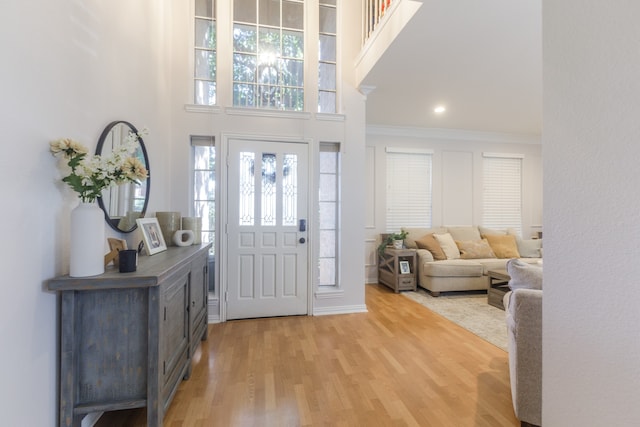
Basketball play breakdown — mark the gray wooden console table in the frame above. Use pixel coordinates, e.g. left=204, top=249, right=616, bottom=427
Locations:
left=47, top=244, right=212, bottom=427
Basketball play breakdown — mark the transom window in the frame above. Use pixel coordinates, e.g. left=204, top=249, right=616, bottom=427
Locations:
left=194, top=0, right=217, bottom=105
left=318, top=0, right=337, bottom=113
left=233, top=0, right=305, bottom=110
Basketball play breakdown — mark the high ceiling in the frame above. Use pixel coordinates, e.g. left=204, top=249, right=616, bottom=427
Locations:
left=361, top=0, right=542, bottom=136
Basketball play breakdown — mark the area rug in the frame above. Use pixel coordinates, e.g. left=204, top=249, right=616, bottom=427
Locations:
left=403, top=289, right=508, bottom=351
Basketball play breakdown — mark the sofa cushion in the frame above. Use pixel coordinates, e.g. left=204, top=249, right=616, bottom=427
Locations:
left=447, top=226, right=482, bottom=242
left=507, top=258, right=543, bottom=290
left=415, top=234, right=447, bottom=261
left=433, top=233, right=460, bottom=259
left=456, top=239, right=496, bottom=259
left=423, top=260, right=484, bottom=277
left=484, top=234, right=521, bottom=258
left=403, top=227, right=447, bottom=249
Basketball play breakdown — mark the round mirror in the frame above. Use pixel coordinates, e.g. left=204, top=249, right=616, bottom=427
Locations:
left=95, top=121, right=151, bottom=233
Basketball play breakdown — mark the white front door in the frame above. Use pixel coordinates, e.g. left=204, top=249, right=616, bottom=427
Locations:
left=226, top=139, right=309, bottom=320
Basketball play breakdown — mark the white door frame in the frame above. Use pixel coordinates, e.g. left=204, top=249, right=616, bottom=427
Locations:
left=219, top=132, right=314, bottom=322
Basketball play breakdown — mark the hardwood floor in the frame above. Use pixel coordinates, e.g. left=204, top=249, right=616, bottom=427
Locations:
left=97, top=284, right=518, bottom=426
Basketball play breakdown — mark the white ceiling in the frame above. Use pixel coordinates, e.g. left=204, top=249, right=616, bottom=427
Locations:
left=361, top=0, right=542, bottom=136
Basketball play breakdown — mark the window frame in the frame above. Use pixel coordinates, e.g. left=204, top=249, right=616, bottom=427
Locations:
left=318, top=0, right=337, bottom=113
left=193, top=0, right=217, bottom=106
left=232, top=0, right=305, bottom=111
left=385, top=147, right=433, bottom=232
left=190, top=135, right=216, bottom=250
left=482, top=153, right=524, bottom=236
left=318, top=142, right=341, bottom=288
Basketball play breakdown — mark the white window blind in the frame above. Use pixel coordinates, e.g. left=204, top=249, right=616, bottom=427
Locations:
left=385, top=148, right=433, bottom=232
left=482, top=153, right=522, bottom=235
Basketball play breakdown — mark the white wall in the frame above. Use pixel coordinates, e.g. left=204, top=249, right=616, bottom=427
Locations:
left=0, top=1, right=174, bottom=425
left=365, top=128, right=542, bottom=282
left=543, top=2, right=640, bottom=425
left=0, top=2, right=366, bottom=423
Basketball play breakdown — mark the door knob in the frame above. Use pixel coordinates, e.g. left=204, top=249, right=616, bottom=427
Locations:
left=299, top=237, right=306, bottom=244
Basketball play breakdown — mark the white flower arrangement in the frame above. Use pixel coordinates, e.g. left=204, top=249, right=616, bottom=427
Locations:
left=50, top=129, right=149, bottom=202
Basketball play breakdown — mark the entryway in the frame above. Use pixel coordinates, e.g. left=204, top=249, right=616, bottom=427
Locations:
left=226, top=138, right=309, bottom=320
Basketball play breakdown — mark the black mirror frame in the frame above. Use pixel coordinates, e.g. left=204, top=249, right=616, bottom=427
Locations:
left=95, top=120, right=151, bottom=233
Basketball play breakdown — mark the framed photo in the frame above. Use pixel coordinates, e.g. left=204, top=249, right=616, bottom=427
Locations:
left=399, top=260, right=411, bottom=275
left=136, top=218, right=167, bottom=255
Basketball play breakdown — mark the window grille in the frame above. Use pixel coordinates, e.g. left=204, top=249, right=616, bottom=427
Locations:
left=319, top=142, right=340, bottom=287
left=194, top=0, right=217, bottom=105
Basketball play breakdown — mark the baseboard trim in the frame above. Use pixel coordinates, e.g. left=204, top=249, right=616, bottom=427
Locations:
left=313, top=304, right=368, bottom=316
left=208, top=297, right=220, bottom=324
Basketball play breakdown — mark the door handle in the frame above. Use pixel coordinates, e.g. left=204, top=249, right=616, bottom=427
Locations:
left=299, top=219, right=306, bottom=232
left=299, top=237, right=306, bottom=244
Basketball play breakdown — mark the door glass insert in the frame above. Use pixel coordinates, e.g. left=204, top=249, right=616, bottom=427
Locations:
left=282, top=153, right=298, bottom=226
left=261, top=153, right=277, bottom=226
left=239, top=152, right=255, bottom=226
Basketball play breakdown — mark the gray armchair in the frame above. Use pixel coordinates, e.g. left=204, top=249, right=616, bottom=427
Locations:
left=504, top=289, right=542, bottom=427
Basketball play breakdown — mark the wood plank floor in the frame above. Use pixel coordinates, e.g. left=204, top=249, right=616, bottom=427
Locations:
left=97, top=283, right=518, bottom=426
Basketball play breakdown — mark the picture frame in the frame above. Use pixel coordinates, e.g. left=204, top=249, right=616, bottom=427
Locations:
left=399, top=260, right=411, bottom=275
left=104, top=238, right=127, bottom=267
left=136, top=218, right=167, bottom=255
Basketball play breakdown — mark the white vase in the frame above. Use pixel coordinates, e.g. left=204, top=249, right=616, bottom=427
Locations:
left=70, top=201, right=105, bottom=277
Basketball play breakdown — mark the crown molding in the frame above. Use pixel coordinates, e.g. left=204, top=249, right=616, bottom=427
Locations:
left=366, top=125, right=541, bottom=144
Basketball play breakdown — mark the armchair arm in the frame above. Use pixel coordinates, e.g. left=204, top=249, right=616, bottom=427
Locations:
left=504, top=289, right=542, bottom=426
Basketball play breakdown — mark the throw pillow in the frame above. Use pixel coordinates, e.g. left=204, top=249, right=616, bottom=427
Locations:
left=479, top=226, right=507, bottom=236
left=447, top=226, right=482, bottom=242
left=415, top=234, right=447, bottom=261
left=516, top=238, right=542, bottom=258
left=403, top=227, right=447, bottom=249
left=506, top=258, right=543, bottom=290
left=484, top=234, right=521, bottom=258
left=433, top=233, right=460, bottom=260
left=455, top=239, right=497, bottom=259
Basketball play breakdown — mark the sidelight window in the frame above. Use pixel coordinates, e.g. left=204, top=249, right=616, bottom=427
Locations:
left=318, top=142, right=340, bottom=287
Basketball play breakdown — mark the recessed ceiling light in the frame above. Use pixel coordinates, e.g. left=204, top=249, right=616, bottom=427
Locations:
left=434, top=105, right=446, bottom=114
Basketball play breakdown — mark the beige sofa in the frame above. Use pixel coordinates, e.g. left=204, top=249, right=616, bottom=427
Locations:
left=402, top=226, right=542, bottom=296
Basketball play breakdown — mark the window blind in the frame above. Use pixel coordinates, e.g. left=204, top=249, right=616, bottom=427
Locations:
left=386, top=149, right=433, bottom=232
left=482, top=154, right=522, bottom=235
